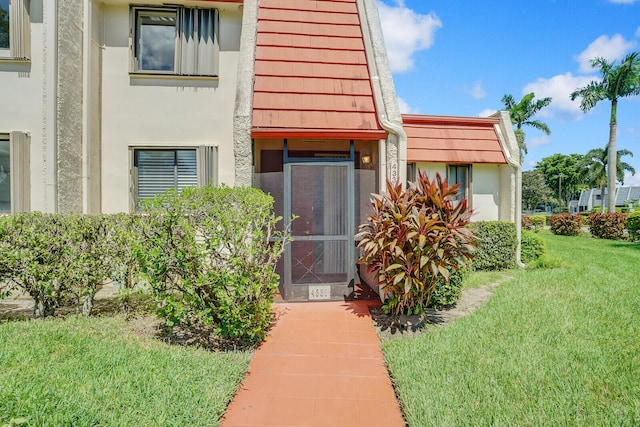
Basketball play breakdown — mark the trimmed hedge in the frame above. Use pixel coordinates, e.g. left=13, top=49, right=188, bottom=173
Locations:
left=626, top=211, right=640, bottom=241
left=428, top=268, right=468, bottom=309
left=549, top=213, right=583, bottom=236
left=521, top=230, right=546, bottom=264
left=587, top=213, right=627, bottom=240
left=471, top=221, right=517, bottom=271
left=0, top=186, right=288, bottom=347
left=530, top=215, right=546, bottom=232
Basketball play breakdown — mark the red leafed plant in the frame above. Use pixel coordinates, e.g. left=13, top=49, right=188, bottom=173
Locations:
left=356, top=172, right=476, bottom=316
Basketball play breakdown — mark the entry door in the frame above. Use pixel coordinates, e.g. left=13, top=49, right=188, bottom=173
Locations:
left=284, top=162, right=355, bottom=300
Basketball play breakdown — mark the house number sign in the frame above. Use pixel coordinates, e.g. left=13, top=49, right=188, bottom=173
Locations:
left=309, top=285, right=331, bottom=300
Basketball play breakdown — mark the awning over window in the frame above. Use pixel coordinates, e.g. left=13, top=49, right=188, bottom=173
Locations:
left=251, top=0, right=386, bottom=140
left=403, top=115, right=507, bottom=164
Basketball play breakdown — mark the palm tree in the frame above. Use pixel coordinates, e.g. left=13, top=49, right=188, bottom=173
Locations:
left=570, top=52, right=640, bottom=213
left=580, top=146, right=635, bottom=213
left=501, top=92, right=553, bottom=163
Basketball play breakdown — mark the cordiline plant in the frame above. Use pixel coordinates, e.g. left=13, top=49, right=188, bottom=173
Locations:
left=357, top=172, right=476, bottom=316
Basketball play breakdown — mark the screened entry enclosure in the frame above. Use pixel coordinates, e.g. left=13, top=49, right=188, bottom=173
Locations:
left=254, top=139, right=378, bottom=301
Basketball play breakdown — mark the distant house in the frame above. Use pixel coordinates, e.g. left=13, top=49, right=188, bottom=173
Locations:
left=577, top=186, right=640, bottom=212
left=0, top=0, right=521, bottom=300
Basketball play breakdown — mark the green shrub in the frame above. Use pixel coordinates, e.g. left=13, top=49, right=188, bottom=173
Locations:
left=107, top=213, right=147, bottom=315
left=0, top=216, right=15, bottom=300
left=530, top=215, right=546, bottom=232
left=65, top=214, right=123, bottom=315
left=471, top=222, right=517, bottom=271
left=625, top=211, right=640, bottom=241
left=140, top=185, right=289, bottom=347
left=521, top=230, right=546, bottom=264
left=549, top=213, right=583, bottom=236
left=0, top=213, right=73, bottom=317
left=0, top=213, right=132, bottom=317
left=428, top=268, right=468, bottom=309
left=587, top=213, right=627, bottom=240
left=526, top=253, right=565, bottom=270
left=357, top=172, right=476, bottom=316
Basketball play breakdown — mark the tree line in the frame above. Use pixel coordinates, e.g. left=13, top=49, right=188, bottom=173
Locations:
left=501, top=52, right=640, bottom=213
left=522, top=149, right=635, bottom=212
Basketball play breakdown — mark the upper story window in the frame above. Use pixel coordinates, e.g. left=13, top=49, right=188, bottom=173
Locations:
left=131, top=6, right=219, bottom=77
left=0, top=0, right=30, bottom=60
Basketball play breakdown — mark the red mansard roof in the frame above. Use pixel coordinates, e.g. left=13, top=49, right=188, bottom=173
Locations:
left=403, top=115, right=507, bottom=164
left=251, top=0, right=386, bottom=139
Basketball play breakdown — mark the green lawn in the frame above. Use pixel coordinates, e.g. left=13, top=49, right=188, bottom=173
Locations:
left=384, top=234, right=640, bottom=426
left=0, top=316, right=251, bottom=426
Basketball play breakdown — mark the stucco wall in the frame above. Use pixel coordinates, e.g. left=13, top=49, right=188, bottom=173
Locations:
left=358, top=0, right=405, bottom=185
left=0, top=0, right=56, bottom=212
left=471, top=164, right=500, bottom=221
left=415, top=162, right=446, bottom=179
left=57, top=0, right=84, bottom=213
left=86, top=0, right=103, bottom=213
left=233, top=0, right=257, bottom=187
left=415, top=162, right=503, bottom=222
left=99, top=3, right=242, bottom=213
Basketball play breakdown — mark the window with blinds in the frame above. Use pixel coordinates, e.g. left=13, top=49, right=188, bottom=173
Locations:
left=132, top=146, right=217, bottom=209
left=134, top=149, right=196, bottom=202
left=0, top=0, right=30, bottom=60
left=131, top=6, right=219, bottom=76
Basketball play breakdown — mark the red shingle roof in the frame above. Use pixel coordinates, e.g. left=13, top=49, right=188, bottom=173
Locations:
left=251, top=0, right=386, bottom=139
left=403, top=115, right=507, bottom=164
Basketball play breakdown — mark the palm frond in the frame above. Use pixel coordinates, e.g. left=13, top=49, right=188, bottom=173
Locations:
left=570, top=81, right=607, bottom=112
left=525, top=120, right=551, bottom=135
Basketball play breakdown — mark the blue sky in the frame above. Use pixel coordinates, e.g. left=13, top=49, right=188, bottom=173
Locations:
left=378, top=0, right=640, bottom=186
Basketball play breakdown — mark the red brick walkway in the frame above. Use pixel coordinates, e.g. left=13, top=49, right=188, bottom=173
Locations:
left=221, top=301, right=405, bottom=427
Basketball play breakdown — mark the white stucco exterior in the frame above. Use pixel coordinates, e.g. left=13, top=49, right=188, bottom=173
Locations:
left=414, top=162, right=503, bottom=222
left=97, top=1, right=242, bottom=212
left=0, top=1, right=55, bottom=212
left=0, top=0, right=243, bottom=214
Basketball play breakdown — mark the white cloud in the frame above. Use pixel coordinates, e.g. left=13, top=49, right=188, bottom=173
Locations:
left=527, top=160, right=538, bottom=170
left=575, top=35, right=636, bottom=73
left=529, top=135, right=551, bottom=148
left=470, top=80, right=486, bottom=99
left=377, top=1, right=442, bottom=73
left=623, top=172, right=640, bottom=186
left=478, top=109, right=497, bottom=118
left=397, top=96, right=419, bottom=114
left=523, top=73, right=597, bottom=120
